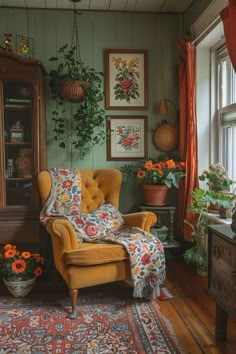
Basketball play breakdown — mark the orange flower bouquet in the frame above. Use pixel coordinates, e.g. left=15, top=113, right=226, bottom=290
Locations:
left=136, top=158, right=185, bottom=188
left=0, top=243, right=44, bottom=281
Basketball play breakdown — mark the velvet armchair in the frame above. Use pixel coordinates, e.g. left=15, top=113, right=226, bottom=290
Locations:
left=37, top=168, right=157, bottom=318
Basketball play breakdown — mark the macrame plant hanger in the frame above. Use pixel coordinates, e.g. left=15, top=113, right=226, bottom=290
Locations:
left=59, top=0, right=91, bottom=102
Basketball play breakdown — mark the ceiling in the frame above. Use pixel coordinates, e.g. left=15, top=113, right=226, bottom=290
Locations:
left=0, top=0, right=196, bottom=14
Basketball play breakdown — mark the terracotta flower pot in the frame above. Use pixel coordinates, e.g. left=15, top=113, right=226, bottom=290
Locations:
left=142, top=184, right=169, bottom=205
left=59, top=80, right=92, bottom=102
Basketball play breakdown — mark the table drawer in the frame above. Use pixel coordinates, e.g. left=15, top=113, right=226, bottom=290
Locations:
left=211, top=235, right=236, bottom=270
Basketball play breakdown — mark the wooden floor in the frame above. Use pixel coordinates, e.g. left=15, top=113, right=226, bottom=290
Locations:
left=1, top=256, right=235, bottom=353
left=159, top=256, right=236, bottom=354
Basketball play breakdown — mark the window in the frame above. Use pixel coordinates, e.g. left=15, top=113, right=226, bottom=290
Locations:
left=216, top=46, right=236, bottom=181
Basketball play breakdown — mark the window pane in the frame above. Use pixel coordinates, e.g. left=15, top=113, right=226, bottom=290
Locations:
left=219, top=56, right=236, bottom=108
left=222, top=125, right=236, bottom=181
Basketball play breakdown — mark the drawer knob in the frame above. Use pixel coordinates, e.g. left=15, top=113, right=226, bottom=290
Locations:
left=213, top=246, right=221, bottom=258
left=232, top=271, right=236, bottom=286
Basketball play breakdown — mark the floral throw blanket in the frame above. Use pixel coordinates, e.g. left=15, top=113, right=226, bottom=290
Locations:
left=40, top=168, right=166, bottom=299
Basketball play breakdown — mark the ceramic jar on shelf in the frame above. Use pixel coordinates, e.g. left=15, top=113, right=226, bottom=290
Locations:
left=15, top=148, right=32, bottom=178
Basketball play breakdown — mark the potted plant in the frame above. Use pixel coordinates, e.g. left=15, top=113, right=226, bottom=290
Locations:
left=210, top=190, right=235, bottom=219
left=199, top=163, right=234, bottom=213
left=48, top=44, right=105, bottom=159
left=199, top=162, right=233, bottom=191
left=120, top=154, right=185, bottom=205
left=0, top=243, right=44, bottom=297
left=183, top=188, right=209, bottom=275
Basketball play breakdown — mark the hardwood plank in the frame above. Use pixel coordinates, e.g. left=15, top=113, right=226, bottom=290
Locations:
left=158, top=299, right=202, bottom=353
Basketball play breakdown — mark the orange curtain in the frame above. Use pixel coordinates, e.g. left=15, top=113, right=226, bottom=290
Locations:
left=176, top=37, right=199, bottom=240
left=220, top=0, right=236, bottom=71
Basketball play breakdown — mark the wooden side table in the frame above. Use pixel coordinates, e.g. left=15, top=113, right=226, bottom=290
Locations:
left=208, top=224, right=236, bottom=341
left=137, top=204, right=180, bottom=248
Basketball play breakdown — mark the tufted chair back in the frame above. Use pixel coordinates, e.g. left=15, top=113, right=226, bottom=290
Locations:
left=37, top=168, right=122, bottom=213
left=37, top=167, right=157, bottom=318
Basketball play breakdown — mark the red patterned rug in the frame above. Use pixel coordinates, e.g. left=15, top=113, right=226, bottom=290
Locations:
left=0, top=285, right=183, bottom=353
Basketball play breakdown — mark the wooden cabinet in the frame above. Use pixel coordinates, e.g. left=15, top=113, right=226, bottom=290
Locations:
left=208, top=224, right=236, bottom=341
left=0, top=50, right=46, bottom=249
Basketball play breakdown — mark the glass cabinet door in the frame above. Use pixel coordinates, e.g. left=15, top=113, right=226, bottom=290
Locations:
left=4, top=80, right=33, bottom=206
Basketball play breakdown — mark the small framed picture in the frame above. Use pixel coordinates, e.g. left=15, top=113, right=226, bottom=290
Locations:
left=107, top=116, right=148, bottom=161
left=105, top=49, right=148, bottom=110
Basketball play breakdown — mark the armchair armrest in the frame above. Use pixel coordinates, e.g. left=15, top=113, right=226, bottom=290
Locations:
left=46, top=219, right=80, bottom=277
left=122, top=211, right=157, bottom=232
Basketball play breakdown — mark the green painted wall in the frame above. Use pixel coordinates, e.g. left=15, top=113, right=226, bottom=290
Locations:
left=0, top=8, right=184, bottom=212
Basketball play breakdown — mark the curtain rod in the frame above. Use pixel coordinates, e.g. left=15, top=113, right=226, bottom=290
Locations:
left=191, top=15, right=221, bottom=46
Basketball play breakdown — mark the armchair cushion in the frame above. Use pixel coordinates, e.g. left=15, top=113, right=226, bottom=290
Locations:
left=73, top=203, right=126, bottom=241
left=64, top=243, right=128, bottom=266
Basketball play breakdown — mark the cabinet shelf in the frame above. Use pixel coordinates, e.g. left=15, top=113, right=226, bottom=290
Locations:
left=4, top=104, right=32, bottom=110
left=0, top=49, right=46, bottom=248
left=5, top=142, right=31, bottom=146
left=6, top=177, right=32, bottom=181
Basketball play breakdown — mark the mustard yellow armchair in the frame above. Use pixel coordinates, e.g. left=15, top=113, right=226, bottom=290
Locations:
left=37, top=168, right=157, bottom=318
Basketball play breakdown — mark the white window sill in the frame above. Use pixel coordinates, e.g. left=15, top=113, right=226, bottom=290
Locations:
left=206, top=213, right=232, bottom=225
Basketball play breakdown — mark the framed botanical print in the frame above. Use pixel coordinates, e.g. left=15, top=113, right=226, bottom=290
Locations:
left=105, top=49, right=148, bottom=110
left=106, top=116, right=148, bottom=160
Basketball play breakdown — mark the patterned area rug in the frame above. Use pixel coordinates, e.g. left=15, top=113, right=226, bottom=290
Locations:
left=0, top=285, right=183, bottom=354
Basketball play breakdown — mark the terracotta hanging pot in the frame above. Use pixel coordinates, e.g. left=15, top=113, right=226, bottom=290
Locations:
left=59, top=80, right=92, bottom=102
left=142, top=184, right=169, bottom=205
left=154, top=120, right=178, bottom=152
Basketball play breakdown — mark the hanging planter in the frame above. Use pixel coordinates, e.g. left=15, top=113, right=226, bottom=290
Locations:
left=48, top=1, right=105, bottom=159
left=59, top=80, right=92, bottom=102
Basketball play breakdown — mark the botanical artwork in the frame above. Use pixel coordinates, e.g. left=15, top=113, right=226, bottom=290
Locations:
left=107, top=116, right=147, bottom=160
left=116, top=124, right=140, bottom=151
left=105, top=50, right=148, bottom=110
left=112, top=56, right=140, bottom=104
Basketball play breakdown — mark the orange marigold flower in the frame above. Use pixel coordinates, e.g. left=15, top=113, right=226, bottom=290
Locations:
left=22, top=251, right=31, bottom=259
left=4, top=249, right=17, bottom=258
left=144, top=160, right=153, bottom=170
left=137, top=170, right=146, bottom=179
left=166, top=159, right=176, bottom=168
left=4, top=243, right=12, bottom=251
left=152, top=163, right=161, bottom=171
left=11, top=259, right=26, bottom=273
left=34, top=267, right=43, bottom=277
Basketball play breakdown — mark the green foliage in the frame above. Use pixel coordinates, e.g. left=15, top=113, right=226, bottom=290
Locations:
left=183, top=188, right=209, bottom=271
left=199, top=163, right=233, bottom=191
left=0, top=244, right=44, bottom=281
left=120, top=154, right=185, bottom=188
left=183, top=187, right=235, bottom=271
left=49, top=44, right=105, bottom=159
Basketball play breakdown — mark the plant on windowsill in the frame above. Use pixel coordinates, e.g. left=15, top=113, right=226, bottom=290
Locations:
left=199, top=162, right=234, bottom=214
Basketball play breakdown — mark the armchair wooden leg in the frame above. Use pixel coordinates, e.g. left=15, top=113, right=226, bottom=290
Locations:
left=69, top=288, right=78, bottom=319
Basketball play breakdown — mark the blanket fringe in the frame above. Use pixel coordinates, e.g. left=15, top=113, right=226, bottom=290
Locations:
left=133, top=270, right=166, bottom=299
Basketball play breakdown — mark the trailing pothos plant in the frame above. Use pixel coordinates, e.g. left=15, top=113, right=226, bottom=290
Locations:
left=48, top=44, right=105, bottom=159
